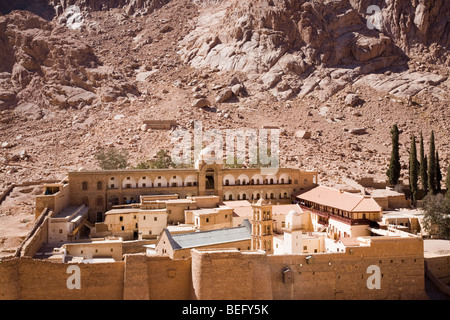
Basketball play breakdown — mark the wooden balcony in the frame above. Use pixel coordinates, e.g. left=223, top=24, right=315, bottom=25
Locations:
left=299, top=204, right=374, bottom=226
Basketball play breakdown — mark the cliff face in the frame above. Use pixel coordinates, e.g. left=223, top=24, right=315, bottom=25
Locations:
left=349, top=0, right=449, bottom=57
left=0, top=0, right=448, bottom=192
left=180, top=0, right=448, bottom=100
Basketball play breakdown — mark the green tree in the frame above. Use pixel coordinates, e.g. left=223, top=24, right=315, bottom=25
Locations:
left=134, top=159, right=152, bottom=169
left=409, top=134, right=419, bottom=206
left=419, top=132, right=428, bottom=194
left=436, top=151, right=442, bottom=193
left=149, top=149, right=175, bottom=169
left=428, top=131, right=437, bottom=194
left=95, top=148, right=128, bottom=170
left=421, top=194, right=450, bottom=239
left=446, top=164, right=450, bottom=199
left=387, top=124, right=401, bottom=185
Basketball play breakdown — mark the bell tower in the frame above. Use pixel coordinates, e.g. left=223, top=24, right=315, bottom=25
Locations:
left=251, top=198, right=273, bottom=254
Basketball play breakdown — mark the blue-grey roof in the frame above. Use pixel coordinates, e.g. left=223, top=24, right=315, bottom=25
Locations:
left=166, top=219, right=252, bottom=250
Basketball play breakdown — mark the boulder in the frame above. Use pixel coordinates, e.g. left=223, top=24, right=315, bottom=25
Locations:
left=215, top=89, right=234, bottom=103
left=231, top=84, right=245, bottom=96
left=295, top=130, right=312, bottom=139
left=1, top=142, right=12, bottom=149
left=192, top=98, right=211, bottom=108
left=345, top=93, right=362, bottom=107
left=349, top=128, right=367, bottom=135
left=141, top=124, right=149, bottom=132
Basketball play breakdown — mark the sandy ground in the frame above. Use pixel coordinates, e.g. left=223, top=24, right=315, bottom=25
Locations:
left=0, top=185, right=40, bottom=257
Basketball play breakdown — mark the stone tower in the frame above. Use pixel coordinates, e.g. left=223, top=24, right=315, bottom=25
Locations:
left=283, top=210, right=303, bottom=254
left=251, top=198, right=273, bottom=254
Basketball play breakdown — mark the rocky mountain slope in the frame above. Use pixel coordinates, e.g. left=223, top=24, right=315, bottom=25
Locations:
left=0, top=0, right=448, bottom=196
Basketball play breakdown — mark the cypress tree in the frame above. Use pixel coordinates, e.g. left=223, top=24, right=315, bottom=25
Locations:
left=387, top=124, right=401, bottom=186
left=409, top=134, right=418, bottom=206
left=428, top=131, right=437, bottom=194
left=436, top=151, right=442, bottom=193
left=446, top=164, right=450, bottom=199
left=419, top=132, right=428, bottom=194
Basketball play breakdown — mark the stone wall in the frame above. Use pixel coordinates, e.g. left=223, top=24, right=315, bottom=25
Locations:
left=190, top=237, right=427, bottom=300
left=0, top=236, right=428, bottom=300
left=426, top=255, right=450, bottom=279
left=0, top=257, right=124, bottom=299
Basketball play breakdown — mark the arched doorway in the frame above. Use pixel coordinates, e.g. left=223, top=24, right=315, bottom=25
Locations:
left=205, top=169, right=215, bottom=190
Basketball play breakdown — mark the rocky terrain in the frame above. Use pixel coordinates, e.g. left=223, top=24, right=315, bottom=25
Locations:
left=0, top=0, right=448, bottom=197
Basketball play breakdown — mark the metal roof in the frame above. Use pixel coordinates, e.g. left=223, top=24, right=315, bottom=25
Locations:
left=166, top=220, right=252, bottom=250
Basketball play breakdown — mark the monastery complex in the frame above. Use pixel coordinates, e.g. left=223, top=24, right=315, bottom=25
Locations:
left=0, top=148, right=448, bottom=300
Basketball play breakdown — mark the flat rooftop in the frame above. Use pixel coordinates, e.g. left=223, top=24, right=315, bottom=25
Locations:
left=52, top=205, right=88, bottom=222
left=424, top=239, right=450, bottom=258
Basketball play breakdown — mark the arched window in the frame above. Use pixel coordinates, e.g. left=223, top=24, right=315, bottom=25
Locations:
left=97, top=181, right=102, bottom=190
left=228, top=194, right=233, bottom=200
left=82, top=182, right=88, bottom=191
left=225, top=180, right=229, bottom=186
left=96, top=196, right=103, bottom=207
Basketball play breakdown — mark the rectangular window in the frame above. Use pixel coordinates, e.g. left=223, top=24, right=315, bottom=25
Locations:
left=154, top=217, right=157, bottom=221
left=119, top=216, right=123, bottom=222
left=121, top=226, right=125, bottom=231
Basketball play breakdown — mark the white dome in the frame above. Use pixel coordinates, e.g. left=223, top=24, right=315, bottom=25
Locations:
left=198, top=147, right=222, bottom=163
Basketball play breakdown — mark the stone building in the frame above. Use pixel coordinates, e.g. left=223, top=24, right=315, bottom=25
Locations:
left=154, top=220, right=252, bottom=259
left=296, top=186, right=383, bottom=239
left=47, top=205, right=89, bottom=244
left=36, top=148, right=318, bottom=225
left=251, top=198, right=274, bottom=253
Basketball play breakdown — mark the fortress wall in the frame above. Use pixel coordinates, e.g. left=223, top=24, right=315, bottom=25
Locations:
left=191, top=249, right=273, bottom=300
left=20, top=214, right=49, bottom=257
left=426, top=255, right=450, bottom=279
left=146, top=255, right=192, bottom=300
left=190, top=237, right=427, bottom=300
left=1, top=236, right=428, bottom=300
left=17, top=258, right=124, bottom=300
left=0, top=258, right=20, bottom=300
